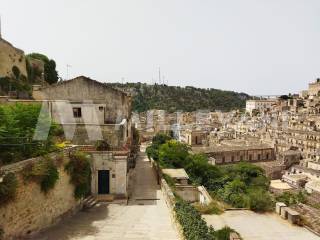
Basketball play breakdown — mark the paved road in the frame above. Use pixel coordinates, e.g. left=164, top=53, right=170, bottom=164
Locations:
left=204, top=210, right=320, bottom=240
left=33, top=151, right=179, bottom=240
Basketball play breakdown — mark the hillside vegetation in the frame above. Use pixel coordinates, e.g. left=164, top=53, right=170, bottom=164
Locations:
left=108, top=82, right=249, bottom=112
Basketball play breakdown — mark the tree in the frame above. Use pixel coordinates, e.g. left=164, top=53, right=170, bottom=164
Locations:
left=26, top=53, right=59, bottom=84
left=158, top=140, right=190, bottom=168
left=45, top=60, right=58, bottom=84
left=248, top=189, right=273, bottom=212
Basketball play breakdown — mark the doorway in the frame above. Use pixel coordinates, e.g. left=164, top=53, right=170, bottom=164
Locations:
left=98, top=170, right=110, bottom=194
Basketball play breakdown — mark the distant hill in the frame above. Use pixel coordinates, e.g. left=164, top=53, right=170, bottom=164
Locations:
left=107, top=82, right=250, bottom=112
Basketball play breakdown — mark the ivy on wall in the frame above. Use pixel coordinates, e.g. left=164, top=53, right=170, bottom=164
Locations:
left=65, top=151, right=92, bottom=199
left=23, top=156, right=59, bottom=193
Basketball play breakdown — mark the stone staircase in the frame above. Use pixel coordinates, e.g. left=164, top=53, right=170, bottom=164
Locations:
left=82, top=196, right=98, bottom=210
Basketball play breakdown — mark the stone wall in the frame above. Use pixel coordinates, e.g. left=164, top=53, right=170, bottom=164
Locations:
left=66, top=123, right=126, bottom=146
left=175, top=185, right=199, bottom=203
left=198, top=186, right=213, bottom=205
left=160, top=179, right=185, bottom=240
left=0, top=38, right=27, bottom=78
left=0, top=148, right=81, bottom=240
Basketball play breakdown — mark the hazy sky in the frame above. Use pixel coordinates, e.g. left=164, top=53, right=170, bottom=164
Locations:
left=2, top=0, right=320, bottom=95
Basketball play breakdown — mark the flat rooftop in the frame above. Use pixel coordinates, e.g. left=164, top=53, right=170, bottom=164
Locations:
left=270, top=180, right=293, bottom=190
left=283, top=174, right=308, bottom=181
left=162, top=168, right=189, bottom=180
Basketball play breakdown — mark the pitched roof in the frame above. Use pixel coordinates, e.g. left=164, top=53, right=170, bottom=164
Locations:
left=42, top=76, right=129, bottom=97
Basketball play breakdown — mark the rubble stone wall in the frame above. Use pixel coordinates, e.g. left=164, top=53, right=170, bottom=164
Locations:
left=0, top=148, right=80, bottom=240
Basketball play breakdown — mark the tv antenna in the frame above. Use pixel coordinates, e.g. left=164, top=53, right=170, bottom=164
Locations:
left=66, top=64, right=72, bottom=80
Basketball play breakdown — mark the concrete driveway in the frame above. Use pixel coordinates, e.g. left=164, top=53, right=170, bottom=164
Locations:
left=204, top=210, right=320, bottom=240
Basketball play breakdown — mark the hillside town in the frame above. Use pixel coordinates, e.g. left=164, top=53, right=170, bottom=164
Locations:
left=2, top=1, right=320, bottom=239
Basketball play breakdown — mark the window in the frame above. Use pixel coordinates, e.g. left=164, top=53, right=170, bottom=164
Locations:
left=240, top=155, right=243, bottom=161
left=249, top=155, right=252, bottom=161
left=231, top=156, right=234, bottom=162
left=73, top=107, right=82, bottom=118
left=266, top=154, right=269, bottom=160
left=258, top=154, right=261, bottom=161
left=99, top=106, right=104, bottom=111
left=222, top=157, right=225, bottom=163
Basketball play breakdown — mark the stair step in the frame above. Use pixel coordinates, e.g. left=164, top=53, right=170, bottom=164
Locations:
left=82, top=196, right=98, bottom=210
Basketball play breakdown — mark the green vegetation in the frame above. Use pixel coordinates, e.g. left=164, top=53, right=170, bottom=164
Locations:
left=163, top=173, right=176, bottom=189
left=175, top=199, right=238, bottom=240
left=23, top=156, right=59, bottom=193
left=215, top=164, right=272, bottom=212
left=147, top=133, right=273, bottom=212
left=275, top=191, right=307, bottom=206
left=0, top=52, right=58, bottom=97
left=213, top=227, right=238, bottom=240
left=26, top=53, right=59, bottom=84
left=193, top=201, right=224, bottom=215
left=65, top=151, right=92, bottom=199
left=0, top=76, right=31, bottom=96
left=175, top=199, right=215, bottom=240
left=95, top=140, right=111, bottom=151
left=107, top=82, right=249, bottom=112
left=0, top=104, right=63, bottom=165
left=0, top=172, right=18, bottom=206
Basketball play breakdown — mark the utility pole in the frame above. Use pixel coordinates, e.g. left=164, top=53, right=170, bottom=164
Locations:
left=158, top=67, right=161, bottom=84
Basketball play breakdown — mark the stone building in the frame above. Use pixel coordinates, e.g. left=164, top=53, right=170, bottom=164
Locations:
left=32, top=76, right=132, bottom=147
left=31, top=76, right=134, bottom=199
left=193, top=143, right=275, bottom=165
left=88, top=150, right=130, bottom=200
left=246, top=99, right=277, bottom=115
left=308, top=79, right=320, bottom=96
left=184, top=129, right=209, bottom=146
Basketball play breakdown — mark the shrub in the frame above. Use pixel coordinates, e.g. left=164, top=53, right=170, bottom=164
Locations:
left=175, top=200, right=239, bottom=240
left=248, top=189, right=273, bottom=212
left=95, top=140, right=110, bottom=151
left=23, top=157, right=59, bottom=193
left=0, top=104, right=63, bottom=165
left=214, top=227, right=237, bottom=240
left=275, top=191, right=306, bottom=206
left=193, top=201, right=224, bottom=215
left=65, top=151, right=91, bottom=199
left=0, top=172, right=18, bottom=206
left=175, top=200, right=215, bottom=240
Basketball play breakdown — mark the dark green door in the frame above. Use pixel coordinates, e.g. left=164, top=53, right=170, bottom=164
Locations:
left=98, top=170, right=110, bottom=194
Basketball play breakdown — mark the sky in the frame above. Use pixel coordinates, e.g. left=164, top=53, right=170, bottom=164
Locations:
left=1, top=0, right=320, bottom=95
